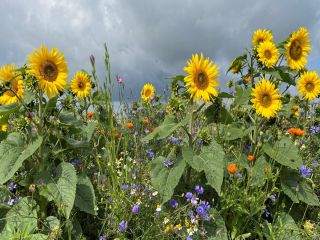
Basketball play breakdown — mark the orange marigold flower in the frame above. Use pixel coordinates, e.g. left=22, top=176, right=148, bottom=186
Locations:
left=295, top=128, right=304, bottom=136
left=126, top=122, right=134, bottom=129
left=288, top=128, right=297, bottom=135
left=87, top=111, right=94, bottom=118
left=151, top=127, right=156, bottom=132
left=247, top=155, right=255, bottom=161
left=228, top=163, right=237, bottom=174
left=143, top=118, right=150, bottom=125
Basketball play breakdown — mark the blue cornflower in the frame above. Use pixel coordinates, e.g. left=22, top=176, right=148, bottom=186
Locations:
left=169, top=199, right=178, bottom=208
left=300, top=165, right=312, bottom=178
left=7, top=198, right=15, bottom=206
left=186, top=236, right=192, bottom=240
left=195, top=185, right=204, bottom=195
left=8, top=182, right=17, bottom=192
left=163, top=159, right=173, bottom=168
left=185, top=192, right=193, bottom=199
left=270, top=194, right=276, bottom=202
left=132, top=204, right=139, bottom=214
left=131, top=184, right=138, bottom=190
left=196, top=205, right=206, bottom=216
left=147, top=150, right=155, bottom=160
left=170, top=137, right=182, bottom=144
left=312, top=160, right=319, bottom=165
left=310, top=125, right=320, bottom=134
left=263, top=208, right=271, bottom=218
left=121, top=184, right=129, bottom=190
left=99, top=235, right=106, bottom=240
left=118, top=220, right=128, bottom=232
left=71, top=159, right=81, bottom=167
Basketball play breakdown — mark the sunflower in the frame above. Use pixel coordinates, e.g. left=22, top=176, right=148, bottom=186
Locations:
left=0, top=64, right=18, bottom=83
left=252, top=29, right=273, bottom=47
left=27, top=46, right=68, bottom=97
left=0, top=64, right=24, bottom=105
left=70, top=71, right=91, bottom=98
left=257, top=41, right=279, bottom=68
left=0, top=124, right=7, bottom=132
left=297, top=71, right=320, bottom=100
left=183, top=53, right=219, bottom=103
left=141, top=83, right=155, bottom=103
left=251, top=79, right=282, bottom=119
left=285, top=28, right=311, bottom=70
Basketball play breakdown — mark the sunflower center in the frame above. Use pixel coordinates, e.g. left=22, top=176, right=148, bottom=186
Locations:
left=261, top=94, right=272, bottom=107
left=306, top=82, right=314, bottom=92
left=77, top=81, right=85, bottom=90
left=264, top=50, right=272, bottom=59
left=289, top=40, right=302, bottom=60
left=41, top=61, right=58, bottom=82
left=145, top=89, right=151, bottom=97
left=196, top=72, right=209, bottom=90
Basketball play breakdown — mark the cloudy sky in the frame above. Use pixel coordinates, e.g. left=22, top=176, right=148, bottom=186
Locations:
left=1, top=0, right=320, bottom=100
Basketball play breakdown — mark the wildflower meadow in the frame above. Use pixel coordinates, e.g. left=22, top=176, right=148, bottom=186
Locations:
left=0, top=27, right=320, bottom=240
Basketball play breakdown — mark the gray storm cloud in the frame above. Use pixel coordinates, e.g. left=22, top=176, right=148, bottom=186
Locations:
left=0, top=0, right=319, bottom=100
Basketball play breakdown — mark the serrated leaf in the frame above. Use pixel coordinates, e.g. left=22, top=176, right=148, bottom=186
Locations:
left=222, top=125, right=253, bottom=141
left=151, top=156, right=186, bottom=204
left=249, top=156, right=270, bottom=187
left=44, top=96, right=58, bottom=114
left=0, top=134, right=42, bottom=184
left=218, top=92, right=234, bottom=98
left=281, top=169, right=320, bottom=206
left=263, top=137, right=302, bottom=169
left=206, top=209, right=228, bottom=240
left=234, top=85, right=251, bottom=105
left=75, top=174, right=97, bottom=215
left=143, top=114, right=190, bottom=142
left=193, top=141, right=225, bottom=194
left=273, top=212, right=302, bottom=239
left=47, top=162, right=77, bottom=219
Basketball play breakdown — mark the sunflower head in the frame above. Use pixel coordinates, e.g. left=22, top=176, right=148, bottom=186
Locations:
left=0, top=64, right=24, bottom=105
left=252, top=29, right=273, bottom=47
left=141, top=83, right=155, bottom=103
left=183, top=53, right=219, bottom=103
left=285, top=28, right=311, bottom=70
left=27, top=45, right=68, bottom=97
left=297, top=71, right=320, bottom=100
left=0, top=64, right=18, bottom=83
left=70, top=71, right=92, bottom=99
left=257, top=41, right=279, bottom=68
left=251, top=79, right=282, bottom=119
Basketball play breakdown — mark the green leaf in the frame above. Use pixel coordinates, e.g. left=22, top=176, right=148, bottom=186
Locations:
left=5, top=198, right=38, bottom=235
left=193, top=141, right=225, bottom=194
left=23, top=89, right=36, bottom=105
left=0, top=133, right=43, bottom=184
left=281, top=168, right=320, bottom=206
left=227, top=55, right=246, bottom=73
left=46, top=162, right=77, bottom=219
left=222, top=125, right=253, bottom=141
left=143, top=114, right=190, bottom=142
left=151, top=155, right=186, bottom=204
left=234, top=85, right=251, bottom=105
left=0, top=103, right=20, bottom=115
left=75, top=174, right=97, bottom=215
left=59, top=112, right=83, bottom=128
left=45, top=216, right=60, bottom=234
left=206, top=209, right=228, bottom=240
left=26, top=234, right=49, bottom=240
left=218, top=92, right=234, bottom=98
left=249, top=156, right=270, bottom=187
left=44, top=96, right=58, bottom=114
left=263, top=137, right=302, bottom=169
left=83, top=122, right=96, bottom=141
left=65, top=138, right=90, bottom=149
left=272, top=212, right=302, bottom=239
left=205, top=105, right=233, bottom=124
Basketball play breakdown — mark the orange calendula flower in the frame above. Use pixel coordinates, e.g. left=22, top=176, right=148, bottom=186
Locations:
left=228, top=163, right=237, bottom=174
left=288, top=128, right=296, bottom=135
left=126, top=122, right=134, bottom=129
left=247, top=155, right=255, bottom=161
left=87, top=111, right=94, bottom=118
left=143, top=118, right=150, bottom=125
left=295, top=128, right=304, bottom=136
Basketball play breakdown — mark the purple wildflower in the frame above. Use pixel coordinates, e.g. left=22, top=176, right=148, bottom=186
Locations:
left=147, top=150, right=155, bottom=160
left=8, top=182, right=17, bottom=192
left=170, top=137, right=182, bottom=144
left=116, top=75, right=124, bottom=84
left=270, top=194, right=276, bottom=202
left=185, top=192, right=193, bottom=199
left=312, top=160, right=319, bottom=165
left=263, top=208, right=271, bottom=218
left=7, top=198, right=15, bottom=206
left=118, top=220, right=128, bottom=232
left=195, top=185, right=204, bottom=195
left=190, top=195, right=199, bottom=205
left=169, top=199, right=178, bottom=208
left=186, top=236, right=192, bottom=240
left=131, top=184, right=138, bottom=191
left=99, top=235, right=106, bottom=240
left=300, top=165, right=312, bottom=178
left=121, top=184, right=129, bottom=190
left=163, top=159, right=173, bottom=168
left=132, top=204, right=139, bottom=214
left=310, top=125, right=320, bottom=134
